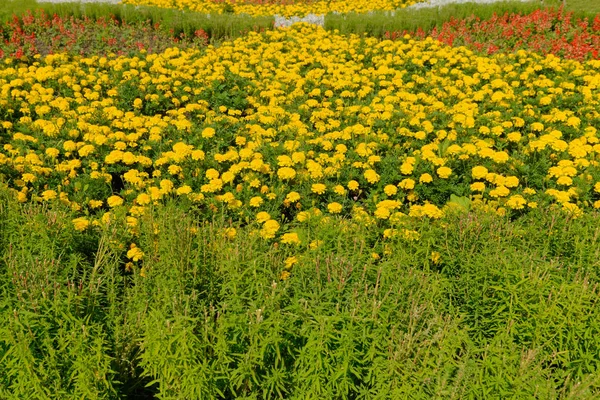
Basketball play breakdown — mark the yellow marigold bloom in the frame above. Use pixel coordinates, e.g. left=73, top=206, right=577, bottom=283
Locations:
left=72, top=217, right=90, bottom=231
left=284, top=256, right=298, bottom=269
left=374, top=207, right=390, bottom=219
left=285, top=191, right=301, bottom=203
left=281, top=232, right=301, bottom=245
left=431, top=251, right=441, bottom=265
left=41, top=190, right=57, bottom=201
left=136, top=193, right=151, bottom=205
left=364, top=169, right=380, bottom=184
left=22, top=173, right=36, bottom=183
left=45, top=148, right=60, bottom=158
left=327, top=202, right=343, bottom=214
left=384, top=185, right=398, bottom=196
left=348, top=180, right=359, bottom=191
left=168, top=165, right=182, bottom=175
left=296, top=211, right=310, bottom=222
left=531, top=122, right=544, bottom=132
left=89, top=200, right=103, bottom=209
left=127, top=244, right=144, bottom=262
left=205, top=169, right=219, bottom=179
left=505, top=195, right=527, bottom=210
left=277, top=167, right=296, bottom=180
left=593, top=182, right=600, bottom=193
left=419, top=173, right=433, bottom=184
left=400, top=161, right=414, bottom=175
left=556, top=176, right=573, bottom=186
left=470, top=182, right=486, bottom=192
left=334, top=185, right=346, bottom=196
left=504, top=176, right=520, bottom=188
left=436, top=166, right=452, bottom=179
left=507, top=132, right=522, bottom=142
left=201, top=127, right=216, bottom=138
left=311, top=183, right=326, bottom=195
left=562, top=202, right=582, bottom=217
left=256, top=211, right=271, bottom=223
left=260, top=219, right=280, bottom=239
left=176, top=185, right=192, bottom=195
left=223, top=227, right=237, bottom=239
left=249, top=196, right=263, bottom=207
left=398, top=178, right=415, bottom=190
left=17, top=192, right=27, bottom=203
left=489, top=185, right=510, bottom=198
left=280, top=271, right=291, bottom=280
left=107, top=195, right=124, bottom=207
left=472, top=166, right=489, bottom=179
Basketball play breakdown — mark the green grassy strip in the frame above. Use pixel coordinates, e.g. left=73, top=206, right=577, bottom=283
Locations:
left=2, top=183, right=600, bottom=398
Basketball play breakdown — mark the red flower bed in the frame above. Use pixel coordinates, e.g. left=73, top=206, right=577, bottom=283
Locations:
left=0, top=10, right=210, bottom=59
left=385, top=7, right=600, bottom=61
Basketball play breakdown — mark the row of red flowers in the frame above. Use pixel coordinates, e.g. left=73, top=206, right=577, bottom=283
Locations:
left=0, top=10, right=210, bottom=59
left=385, top=7, right=600, bottom=61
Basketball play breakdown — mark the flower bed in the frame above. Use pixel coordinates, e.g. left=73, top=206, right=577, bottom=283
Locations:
left=0, top=10, right=209, bottom=59
left=386, top=7, right=600, bottom=61
left=1, top=25, right=600, bottom=250
left=121, top=0, right=420, bottom=17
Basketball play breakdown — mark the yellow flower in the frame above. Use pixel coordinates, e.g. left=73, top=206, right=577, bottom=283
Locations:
left=364, top=169, right=380, bottom=184
left=260, top=219, right=280, bottom=239
left=22, top=173, right=36, bottom=183
left=505, top=195, right=527, bottom=210
left=398, top=178, right=415, bottom=190
left=311, top=183, right=327, bottom=195
left=72, top=217, right=90, bottom=231
left=136, top=193, right=151, bottom=205
left=472, top=166, right=488, bottom=179
left=284, top=256, right=298, bottom=269
left=41, top=190, right=57, bottom=201
left=176, top=185, right=192, bottom=195
left=327, top=202, right=343, bottom=214
left=436, top=166, right=452, bottom=179
left=470, top=182, right=486, bottom=192
left=107, top=195, right=124, bottom=207
left=249, top=196, right=263, bottom=207
left=384, top=185, right=398, bottom=196
left=431, top=251, right=441, bottom=265
left=201, top=127, right=216, bottom=138
left=285, top=191, right=301, bottom=203
left=256, top=211, right=271, bottom=223
left=127, top=244, right=144, bottom=262
left=223, top=227, right=237, bottom=239
left=419, top=173, right=433, bottom=184
left=347, top=180, right=359, bottom=191
left=277, top=167, right=296, bottom=180
left=281, top=232, right=301, bottom=245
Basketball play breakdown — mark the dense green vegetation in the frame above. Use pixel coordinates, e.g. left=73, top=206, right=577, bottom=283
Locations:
left=2, top=186, right=600, bottom=398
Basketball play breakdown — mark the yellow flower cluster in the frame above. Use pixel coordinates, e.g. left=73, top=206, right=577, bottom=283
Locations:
left=121, top=0, right=420, bottom=17
left=1, top=24, right=600, bottom=245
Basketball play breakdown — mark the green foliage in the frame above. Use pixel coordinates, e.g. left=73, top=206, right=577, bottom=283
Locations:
left=2, top=185, right=600, bottom=397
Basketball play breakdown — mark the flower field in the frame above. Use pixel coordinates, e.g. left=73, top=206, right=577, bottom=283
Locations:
left=122, top=0, right=420, bottom=17
left=2, top=23, right=600, bottom=248
left=3, top=2, right=600, bottom=398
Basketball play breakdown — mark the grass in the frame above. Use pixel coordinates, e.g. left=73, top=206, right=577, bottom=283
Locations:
left=2, top=185, right=600, bottom=397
